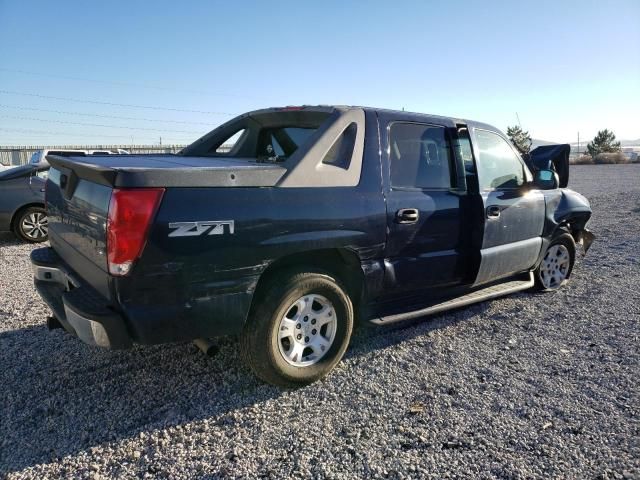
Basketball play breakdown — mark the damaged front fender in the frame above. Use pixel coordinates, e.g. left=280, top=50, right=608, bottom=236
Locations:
left=543, top=188, right=594, bottom=254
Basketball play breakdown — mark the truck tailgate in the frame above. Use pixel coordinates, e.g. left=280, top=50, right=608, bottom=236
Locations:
left=46, top=165, right=112, bottom=297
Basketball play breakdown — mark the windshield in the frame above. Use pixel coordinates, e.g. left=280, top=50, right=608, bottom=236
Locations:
left=30, top=151, right=43, bottom=164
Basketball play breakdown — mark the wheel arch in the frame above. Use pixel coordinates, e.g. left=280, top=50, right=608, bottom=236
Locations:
left=251, top=248, right=365, bottom=313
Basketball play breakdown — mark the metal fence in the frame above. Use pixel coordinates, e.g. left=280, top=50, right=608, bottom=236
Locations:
left=0, top=144, right=188, bottom=166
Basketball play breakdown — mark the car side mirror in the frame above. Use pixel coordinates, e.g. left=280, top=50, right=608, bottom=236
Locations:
left=533, top=169, right=559, bottom=190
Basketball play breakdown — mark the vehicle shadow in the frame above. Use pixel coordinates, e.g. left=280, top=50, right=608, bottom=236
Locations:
left=0, top=296, right=492, bottom=474
left=0, top=232, right=21, bottom=247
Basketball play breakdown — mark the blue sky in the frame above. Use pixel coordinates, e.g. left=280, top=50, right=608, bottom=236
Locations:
left=0, top=0, right=638, bottom=146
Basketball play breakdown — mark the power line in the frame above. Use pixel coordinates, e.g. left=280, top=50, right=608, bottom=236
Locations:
left=0, top=114, right=206, bottom=134
left=0, top=67, right=255, bottom=100
left=0, top=104, right=218, bottom=126
left=0, top=127, right=196, bottom=141
left=0, top=90, right=236, bottom=115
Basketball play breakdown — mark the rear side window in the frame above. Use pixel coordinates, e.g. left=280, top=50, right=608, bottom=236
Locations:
left=389, top=123, right=454, bottom=189
left=322, top=123, right=357, bottom=169
left=475, top=130, right=525, bottom=190
left=215, top=129, right=246, bottom=153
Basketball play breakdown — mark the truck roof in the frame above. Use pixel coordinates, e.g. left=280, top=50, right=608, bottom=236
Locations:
left=242, top=105, right=502, bottom=135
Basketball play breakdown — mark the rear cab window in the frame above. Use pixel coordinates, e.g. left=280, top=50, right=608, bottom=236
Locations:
left=257, top=126, right=318, bottom=161
left=183, top=109, right=333, bottom=165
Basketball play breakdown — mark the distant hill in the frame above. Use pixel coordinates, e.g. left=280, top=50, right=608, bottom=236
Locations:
left=528, top=138, right=640, bottom=154
left=531, top=138, right=558, bottom=149
left=531, top=138, right=639, bottom=147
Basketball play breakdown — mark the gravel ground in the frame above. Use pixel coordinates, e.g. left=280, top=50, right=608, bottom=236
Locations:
left=1, top=164, right=639, bottom=479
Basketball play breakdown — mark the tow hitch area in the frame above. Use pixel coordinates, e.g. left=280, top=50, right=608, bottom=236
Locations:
left=576, top=229, right=595, bottom=255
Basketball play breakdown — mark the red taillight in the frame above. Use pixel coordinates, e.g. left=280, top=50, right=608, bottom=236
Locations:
left=107, top=188, right=164, bottom=276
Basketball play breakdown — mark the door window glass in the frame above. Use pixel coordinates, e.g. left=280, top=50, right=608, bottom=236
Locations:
left=475, top=130, right=525, bottom=190
left=456, top=128, right=475, bottom=174
left=389, top=123, right=454, bottom=189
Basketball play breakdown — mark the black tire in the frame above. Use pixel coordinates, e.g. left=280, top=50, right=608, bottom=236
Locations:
left=533, top=232, right=576, bottom=291
left=14, top=206, right=48, bottom=243
left=241, top=269, right=354, bottom=387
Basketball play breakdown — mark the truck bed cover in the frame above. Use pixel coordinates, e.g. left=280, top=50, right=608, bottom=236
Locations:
left=46, top=154, right=287, bottom=188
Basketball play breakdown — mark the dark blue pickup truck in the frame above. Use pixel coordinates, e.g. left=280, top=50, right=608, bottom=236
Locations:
left=30, top=106, right=594, bottom=386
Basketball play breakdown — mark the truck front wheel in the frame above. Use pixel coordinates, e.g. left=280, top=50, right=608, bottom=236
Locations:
left=241, top=269, right=354, bottom=387
left=534, top=233, right=576, bottom=291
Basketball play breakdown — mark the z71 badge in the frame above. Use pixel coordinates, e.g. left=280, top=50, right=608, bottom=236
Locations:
left=168, top=220, right=235, bottom=237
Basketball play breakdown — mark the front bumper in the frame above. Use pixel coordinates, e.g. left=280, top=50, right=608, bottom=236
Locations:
left=30, top=247, right=132, bottom=349
left=575, top=228, right=595, bottom=254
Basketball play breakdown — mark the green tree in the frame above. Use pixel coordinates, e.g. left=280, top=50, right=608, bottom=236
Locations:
left=506, top=125, right=532, bottom=156
left=587, top=129, right=621, bottom=157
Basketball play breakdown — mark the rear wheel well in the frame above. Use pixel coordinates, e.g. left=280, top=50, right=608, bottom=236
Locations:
left=252, top=249, right=364, bottom=313
left=11, top=203, right=45, bottom=232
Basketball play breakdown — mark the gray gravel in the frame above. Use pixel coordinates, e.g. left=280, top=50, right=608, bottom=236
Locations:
left=1, top=164, right=639, bottom=479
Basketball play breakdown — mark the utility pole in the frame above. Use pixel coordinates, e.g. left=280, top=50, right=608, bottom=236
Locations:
left=159, top=136, right=162, bottom=146
left=577, top=132, right=580, bottom=155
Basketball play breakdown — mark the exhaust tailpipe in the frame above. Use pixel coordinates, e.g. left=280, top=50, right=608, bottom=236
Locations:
left=193, top=338, right=218, bottom=357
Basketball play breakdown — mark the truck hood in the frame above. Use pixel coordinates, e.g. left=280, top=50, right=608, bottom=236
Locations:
left=46, top=154, right=286, bottom=188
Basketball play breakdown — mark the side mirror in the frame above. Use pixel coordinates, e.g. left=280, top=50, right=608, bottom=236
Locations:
left=533, top=169, right=559, bottom=190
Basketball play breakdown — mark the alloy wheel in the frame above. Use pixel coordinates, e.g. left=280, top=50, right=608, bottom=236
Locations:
left=276, top=294, right=337, bottom=367
left=21, top=212, right=48, bottom=240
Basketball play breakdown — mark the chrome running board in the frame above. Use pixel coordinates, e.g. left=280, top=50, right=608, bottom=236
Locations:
left=370, top=272, right=534, bottom=325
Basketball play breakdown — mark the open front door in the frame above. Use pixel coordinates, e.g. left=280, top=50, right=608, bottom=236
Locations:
left=470, top=128, right=545, bottom=285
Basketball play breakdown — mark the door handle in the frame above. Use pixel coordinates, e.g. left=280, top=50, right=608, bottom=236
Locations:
left=486, top=205, right=501, bottom=218
left=396, top=208, right=419, bottom=224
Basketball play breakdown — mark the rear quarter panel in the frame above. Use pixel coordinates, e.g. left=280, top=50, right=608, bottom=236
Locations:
left=117, top=110, right=386, bottom=343
left=116, top=184, right=386, bottom=342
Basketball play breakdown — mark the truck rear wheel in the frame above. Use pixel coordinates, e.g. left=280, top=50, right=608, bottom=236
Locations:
left=241, top=269, right=354, bottom=387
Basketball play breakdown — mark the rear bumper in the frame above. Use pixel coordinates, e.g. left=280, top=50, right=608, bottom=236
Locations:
left=31, top=247, right=132, bottom=349
left=31, top=246, right=257, bottom=347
